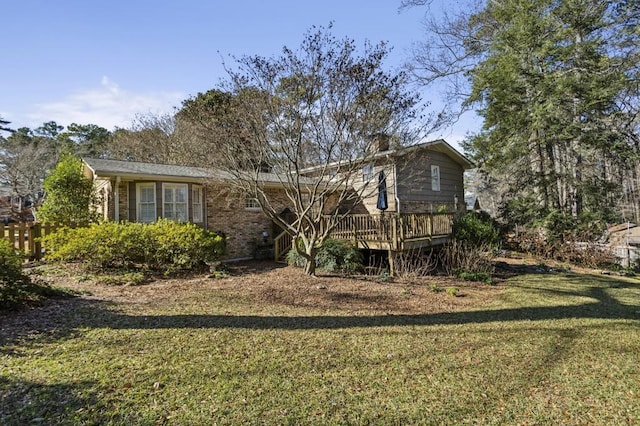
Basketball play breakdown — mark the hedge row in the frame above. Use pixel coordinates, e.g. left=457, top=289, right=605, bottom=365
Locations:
left=42, top=220, right=226, bottom=274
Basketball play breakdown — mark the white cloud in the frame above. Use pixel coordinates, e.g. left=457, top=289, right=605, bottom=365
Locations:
left=26, top=77, right=186, bottom=130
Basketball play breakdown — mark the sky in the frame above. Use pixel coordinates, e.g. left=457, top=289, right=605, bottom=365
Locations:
left=3, top=0, right=480, bottom=147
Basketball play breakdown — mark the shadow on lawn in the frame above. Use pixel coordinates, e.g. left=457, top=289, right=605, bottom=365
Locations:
left=1, top=274, right=639, bottom=343
left=0, top=376, right=109, bottom=425
left=89, top=275, right=639, bottom=330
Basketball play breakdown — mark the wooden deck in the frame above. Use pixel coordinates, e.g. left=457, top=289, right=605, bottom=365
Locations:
left=328, top=212, right=454, bottom=250
left=274, top=212, right=455, bottom=260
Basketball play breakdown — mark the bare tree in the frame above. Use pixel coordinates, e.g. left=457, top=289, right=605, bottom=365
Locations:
left=0, top=126, right=62, bottom=219
left=106, top=112, right=208, bottom=166
left=182, top=25, right=427, bottom=275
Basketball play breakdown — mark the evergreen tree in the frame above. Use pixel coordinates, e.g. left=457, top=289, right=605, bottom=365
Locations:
left=38, top=153, right=98, bottom=223
left=407, top=0, right=640, bottom=230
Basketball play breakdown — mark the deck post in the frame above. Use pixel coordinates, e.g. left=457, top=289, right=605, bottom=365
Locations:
left=388, top=249, right=396, bottom=276
left=391, top=216, right=398, bottom=250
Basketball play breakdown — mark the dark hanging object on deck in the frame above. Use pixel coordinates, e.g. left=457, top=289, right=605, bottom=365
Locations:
left=376, top=170, right=388, bottom=211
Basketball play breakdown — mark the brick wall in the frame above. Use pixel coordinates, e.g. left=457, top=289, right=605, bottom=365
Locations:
left=116, top=181, right=129, bottom=221
left=206, top=185, right=290, bottom=259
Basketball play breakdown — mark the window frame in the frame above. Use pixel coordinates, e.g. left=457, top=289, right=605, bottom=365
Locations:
left=431, top=165, right=441, bottom=192
left=136, top=182, right=157, bottom=223
left=362, top=163, right=374, bottom=182
left=191, top=185, right=203, bottom=223
left=162, top=183, right=189, bottom=222
left=244, top=197, right=261, bottom=211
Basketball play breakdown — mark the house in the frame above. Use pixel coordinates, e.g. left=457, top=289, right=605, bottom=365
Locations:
left=600, top=222, right=640, bottom=268
left=465, top=194, right=481, bottom=212
left=82, top=158, right=295, bottom=260
left=0, top=192, right=35, bottom=223
left=83, top=139, right=473, bottom=262
left=292, top=138, right=473, bottom=258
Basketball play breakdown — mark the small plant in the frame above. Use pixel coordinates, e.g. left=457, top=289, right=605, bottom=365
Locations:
left=429, top=282, right=443, bottom=293
left=446, top=286, right=459, bottom=297
left=457, top=270, right=494, bottom=285
left=208, top=262, right=231, bottom=279
left=76, top=274, right=93, bottom=282
left=377, top=271, right=392, bottom=283
left=401, top=288, right=413, bottom=297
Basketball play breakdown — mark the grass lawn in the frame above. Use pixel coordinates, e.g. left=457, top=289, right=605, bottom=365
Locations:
left=1, top=260, right=639, bottom=425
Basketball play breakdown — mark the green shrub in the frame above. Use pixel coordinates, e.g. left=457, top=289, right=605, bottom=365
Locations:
left=0, top=239, right=30, bottom=307
left=285, top=244, right=307, bottom=267
left=42, top=220, right=226, bottom=275
left=287, top=238, right=362, bottom=274
left=452, top=212, right=501, bottom=247
left=148, top=220, right=226, bottom=274
left=1, top=239, right=69, bottom=308
left=315, top=239, right=362, bottom=273
left=0, top=239, right=22, bottom=276
left=42, top=222, right=149, bottom=269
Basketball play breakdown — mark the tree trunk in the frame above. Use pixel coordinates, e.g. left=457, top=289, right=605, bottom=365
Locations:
left=302, top=245, right=318, bottom=276
left=303, top=257, right=317, bottom=276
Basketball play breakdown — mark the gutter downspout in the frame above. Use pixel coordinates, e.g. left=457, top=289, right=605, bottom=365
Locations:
left=114, top=176, right=121, bottom=222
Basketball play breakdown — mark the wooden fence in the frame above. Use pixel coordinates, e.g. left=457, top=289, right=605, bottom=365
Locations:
left=0, top=222, right=72, bottom=260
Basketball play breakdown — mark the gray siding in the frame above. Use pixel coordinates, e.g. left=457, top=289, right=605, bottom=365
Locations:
left=396, top=150, right=464, bottom=211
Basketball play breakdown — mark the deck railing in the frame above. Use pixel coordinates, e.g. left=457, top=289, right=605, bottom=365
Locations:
left=273, top=212, right=455, bottom=260
left=274, top=231, right=293, bottom=262
left=328, top=212, right=455, bottom=248
left=330, top=214, right=393, bottom=242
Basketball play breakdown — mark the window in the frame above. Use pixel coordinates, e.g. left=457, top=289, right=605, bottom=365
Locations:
left=362, top=164, right=374, bottom=182
left=163, top=183, right=188, bottom=221
left=192, top=185, right=203, bottom=222
left=244, top=197, right=261, bottom=210
left=431, top=165, right=441, bottom=191
left=137, top=183, right=156, bottom=223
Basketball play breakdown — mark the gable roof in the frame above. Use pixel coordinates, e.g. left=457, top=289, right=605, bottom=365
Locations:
left=300, top=138, right=474, bottom=174
left=420, top=139, right=473, bottom=169
left=375, top=139, right=474, bottom=169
